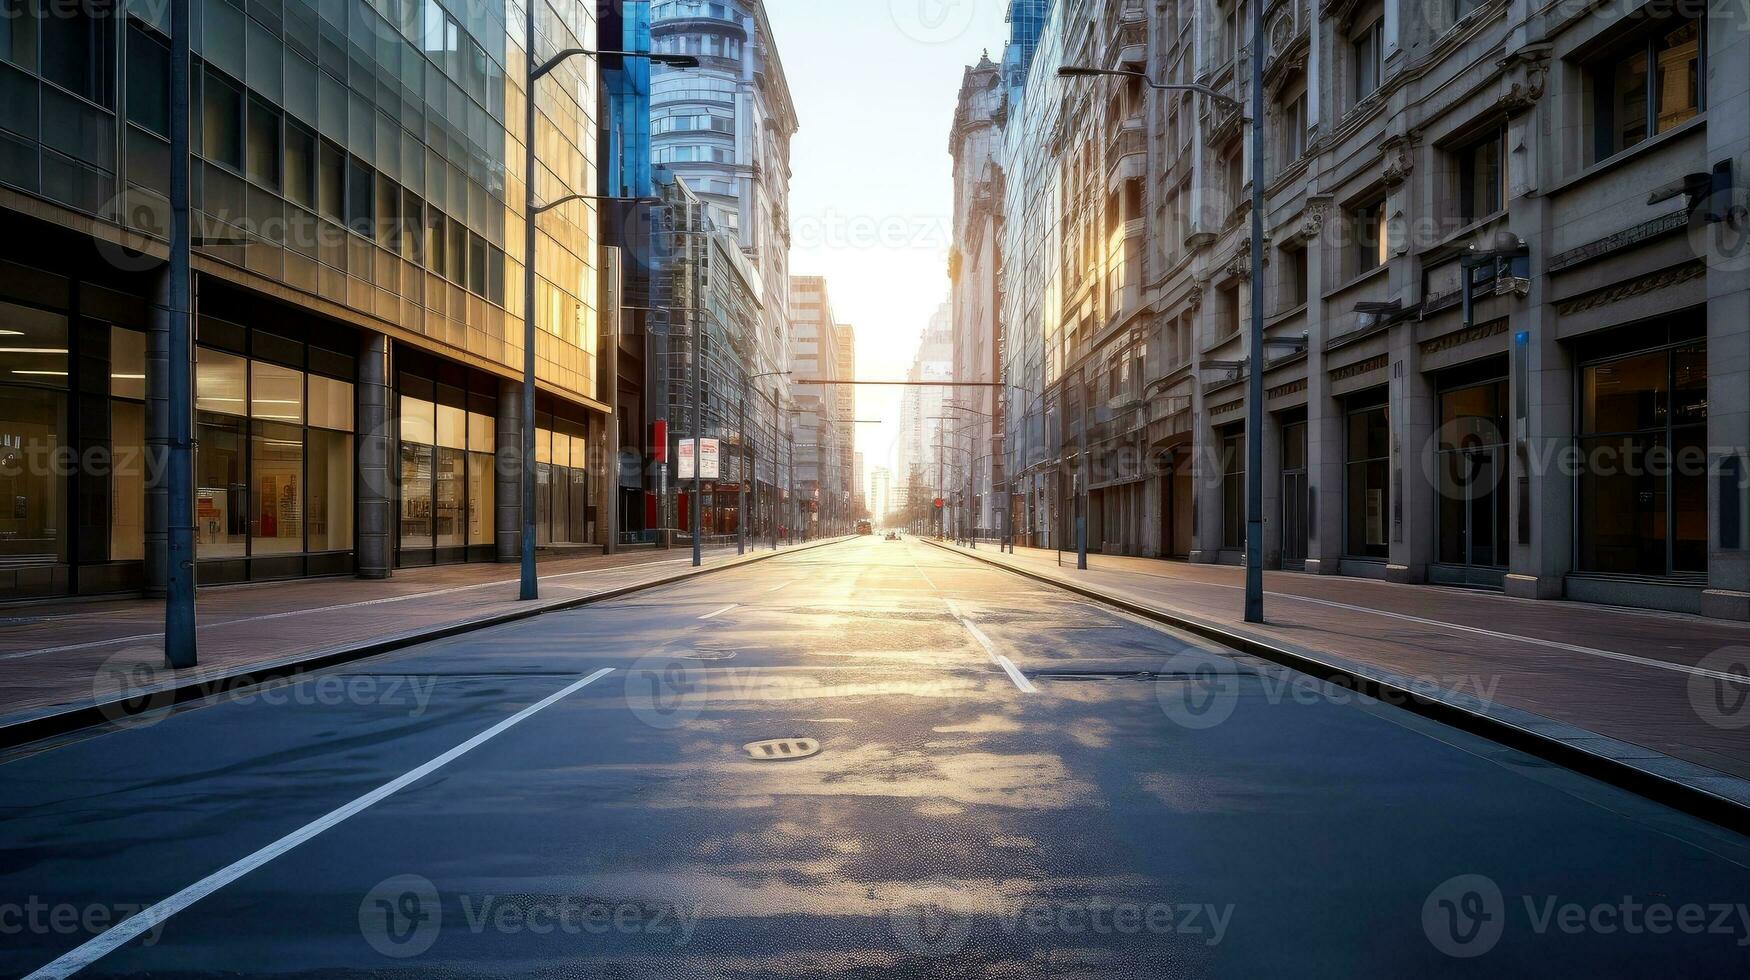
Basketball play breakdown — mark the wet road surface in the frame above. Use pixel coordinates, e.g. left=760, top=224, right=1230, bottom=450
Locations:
left=3, top=537, right=1749, bottom=977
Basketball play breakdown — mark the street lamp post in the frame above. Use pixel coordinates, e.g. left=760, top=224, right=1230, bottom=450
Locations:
left=1057, top=61, right=1263, bottom=621
left=519, top=39, right=695, bottom=601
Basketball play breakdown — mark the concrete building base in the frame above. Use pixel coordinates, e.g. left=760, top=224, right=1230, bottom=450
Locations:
left=1700, top=591, right=1750, bottom=623
left=1504, top=574, right=1564, bottom=602
left=1386, top=564, right=1425, bottom=585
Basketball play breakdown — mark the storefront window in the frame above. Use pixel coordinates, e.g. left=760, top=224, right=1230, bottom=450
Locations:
left=198, top=343, right=356, bottom=564
left=1345, top=400, right=1390, bottom=559
left=110, top=326, right=147, bottom=562
left=251, top=419, right=304, bottom=554
left=309, top=428, right=353, bottom=552
left=1578, top=342, right=1707, bottom=576
left=398, top=389, right=493, bottom=558
left=468, top=412, right=494, bottom=546
left=0, top=387, right=66, bottom=564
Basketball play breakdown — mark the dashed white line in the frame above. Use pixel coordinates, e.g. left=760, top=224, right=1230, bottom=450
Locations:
left=22, top=666, right=616, bottom=980
left=946, top=598, right=1036, bottom=693
left=698, top=604, right=739, bottom=621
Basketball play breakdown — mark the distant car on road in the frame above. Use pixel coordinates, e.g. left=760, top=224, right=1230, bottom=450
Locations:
left=855, top=520, right=873, bottom=535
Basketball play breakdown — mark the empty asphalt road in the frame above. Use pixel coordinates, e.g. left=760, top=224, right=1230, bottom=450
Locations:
left=3, top=537, right=1749, bottom=977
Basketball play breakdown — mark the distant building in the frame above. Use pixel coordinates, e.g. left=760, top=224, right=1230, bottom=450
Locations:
left=895, top=305, right=955, bottom=529
left=788, top=276, right=845, bottom=536
left=949, top=52, right=1006, bottom=539
left=648, top=0, right=799, bottom=543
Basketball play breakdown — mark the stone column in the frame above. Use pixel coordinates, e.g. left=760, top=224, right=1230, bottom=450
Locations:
left=1388, top=325, right=1436, bottom=584
left=495, top=378, right=523, bottom=564
left=1701, top=11, right=1750, bottom=620
left=1301, top=201, right=1344, bottom=575
left=355, top=334, right=393, bottom=579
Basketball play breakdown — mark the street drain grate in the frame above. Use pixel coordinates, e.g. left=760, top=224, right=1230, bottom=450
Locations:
left=743, top=737, right=821, bottom=761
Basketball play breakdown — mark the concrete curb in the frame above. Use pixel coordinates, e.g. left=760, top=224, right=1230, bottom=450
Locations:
left=924, top=537, right=1750, bottom=836
left=0, top=538, right=852, bottom=751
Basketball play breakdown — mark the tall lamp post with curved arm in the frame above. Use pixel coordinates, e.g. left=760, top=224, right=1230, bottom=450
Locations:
left=516, top=35, right=697, bottom=602
left=1056, top=60, right=1265, bottom=622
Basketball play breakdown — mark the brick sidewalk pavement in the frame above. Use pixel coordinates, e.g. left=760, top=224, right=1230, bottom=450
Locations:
left=938, top=542, right=1750, bottom=781
left=0, top=540, right=826, bottom=732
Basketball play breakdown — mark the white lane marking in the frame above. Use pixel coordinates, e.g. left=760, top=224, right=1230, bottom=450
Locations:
left=945, top=599, right=1036, bottom=693
left=1190, top=581, right=1750, bottom=686
left=969, top=550, right=1750, bottom=687
left=2, top=559, right=698, bottom=661
left=698, top=604, right=738, bottom=621
left=22, top=667, right=616, bottom=980
left=765, top=580, right=792, bottom=594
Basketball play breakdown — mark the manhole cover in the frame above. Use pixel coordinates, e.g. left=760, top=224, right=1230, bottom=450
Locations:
left=743, top=737, right=821, bottom=761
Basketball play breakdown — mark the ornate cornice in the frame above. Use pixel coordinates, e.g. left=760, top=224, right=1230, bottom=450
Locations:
left=1547, top=212, right=1688, bottom=272
left=1553, top=263, right=1706, bottom=317
left=1330, top=353, right=1389, bottom=383
left=1419, top=318, right=1508, bottom=357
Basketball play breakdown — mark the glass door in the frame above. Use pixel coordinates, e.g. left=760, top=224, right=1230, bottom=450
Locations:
left=1280, top=421, right=1308, bottom=567
left=1433, top=379, right=1509, bottom=587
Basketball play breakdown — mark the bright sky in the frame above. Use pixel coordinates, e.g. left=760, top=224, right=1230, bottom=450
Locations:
left=767, top=0, right=1010, bottom=491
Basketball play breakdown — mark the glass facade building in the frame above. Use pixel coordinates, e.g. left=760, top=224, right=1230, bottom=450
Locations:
left=0, top=0, right=611, bottom=598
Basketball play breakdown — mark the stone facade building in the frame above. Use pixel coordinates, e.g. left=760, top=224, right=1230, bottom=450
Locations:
left=992, top=0, right=1749, bottom=618
left=949, top=52, right=1007, bottom=539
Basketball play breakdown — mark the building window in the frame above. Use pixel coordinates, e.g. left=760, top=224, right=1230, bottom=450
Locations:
left=1591, top=16, right=1702, bottom=161
left=1277, top=86, right=1307, bottom=174
left=317, top=139, right=344, bottom=221
left=40, top=0, right=114, bottom=107
left=1457, top=126, right=1505, bottom=223
left=1280, top=242, right=1309, bottom=310
left=202, top=68, right=243, bottom=170
left=126, top=20, right=169, bottom=136
left=1577, top=339, right=1707, bottom=576
left=1, top=0, right=38, bottom=70
left=1224, top=149, right=1244, bottom=216
left=246, top=95, right=281, bottom=190
left=284, top=121, right=315, bottom=209
left=1345, top=398, right=1390, bottom=559
left=1221, top=283, right=1241, bottom=338
left=1352, top=198, right=1387, bottom=276
left=1353, top=18, right=1384, bottom=104
left=1221, top=429, right=1245, bottom=549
